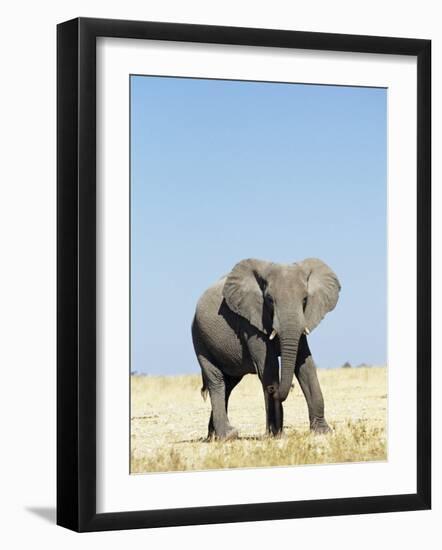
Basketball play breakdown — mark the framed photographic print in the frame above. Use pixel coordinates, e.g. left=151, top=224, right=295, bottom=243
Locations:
left=57, top=17, right=431, bottom=532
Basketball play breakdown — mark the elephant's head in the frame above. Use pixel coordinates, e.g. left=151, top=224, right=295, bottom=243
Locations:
left=222, top=258, right=340, bottom=402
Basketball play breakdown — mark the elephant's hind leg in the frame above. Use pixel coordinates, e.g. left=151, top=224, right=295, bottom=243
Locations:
left=198, top=355, right=240, bottom=440
left=207, top=374, right=243, bottom=437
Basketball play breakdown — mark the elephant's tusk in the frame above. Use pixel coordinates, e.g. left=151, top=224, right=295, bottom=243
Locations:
left=304, top=327, right=310, bottom=335
left=269, top=329, right=277, bottom=340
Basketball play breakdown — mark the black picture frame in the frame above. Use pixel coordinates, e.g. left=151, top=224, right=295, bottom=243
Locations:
left=57, top=17, right=431, bottom=532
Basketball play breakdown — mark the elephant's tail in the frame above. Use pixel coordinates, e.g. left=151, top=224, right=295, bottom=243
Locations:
left=200, top=379, right=209, bottom=402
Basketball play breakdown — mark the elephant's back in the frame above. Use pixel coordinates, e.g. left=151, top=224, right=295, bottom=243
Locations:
left=194, top=277, right=228, bottom=334
left=193, top=277, right=247, bottom=370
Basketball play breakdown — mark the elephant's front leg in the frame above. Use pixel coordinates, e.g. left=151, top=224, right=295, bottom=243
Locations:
left=295, top=335, right=331, bottom=433
left=246, top=333, right=283, bottom=436
left=263, top=384, right=284, bottom=436
left=257, top=347, right=283, bottom=435
left=262, top=356, right=284, bottom=436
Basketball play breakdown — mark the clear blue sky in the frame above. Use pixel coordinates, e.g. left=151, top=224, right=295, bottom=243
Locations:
left=130, top=75, right=386, bottom=374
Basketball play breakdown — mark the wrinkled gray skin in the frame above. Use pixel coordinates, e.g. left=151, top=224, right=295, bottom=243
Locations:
left=191, top=258, right=341, bottom=440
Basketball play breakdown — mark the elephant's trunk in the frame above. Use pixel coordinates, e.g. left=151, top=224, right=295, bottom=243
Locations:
left=278, top=330, right=300, bottom=402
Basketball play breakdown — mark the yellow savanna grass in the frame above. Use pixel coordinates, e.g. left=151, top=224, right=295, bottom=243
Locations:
left=131, top=367, right=387, bottom=473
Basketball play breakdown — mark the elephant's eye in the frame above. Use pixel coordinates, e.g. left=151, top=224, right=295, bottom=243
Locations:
left=302, top=296, right=308, bottom=311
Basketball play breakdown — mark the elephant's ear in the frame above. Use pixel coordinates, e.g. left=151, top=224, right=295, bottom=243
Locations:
left=222, top=259, right=272, bottom=334
left=299, top=258, right=341, bottom=333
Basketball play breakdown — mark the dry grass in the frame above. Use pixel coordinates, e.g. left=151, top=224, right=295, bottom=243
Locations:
left=131, top=367, right=387, bottom=473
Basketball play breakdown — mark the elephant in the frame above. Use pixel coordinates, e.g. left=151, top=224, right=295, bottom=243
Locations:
left=191, top=258, right=341, bottom=440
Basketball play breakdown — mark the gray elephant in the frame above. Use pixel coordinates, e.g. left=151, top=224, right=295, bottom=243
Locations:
left=191, top=258, right=341, bottom=439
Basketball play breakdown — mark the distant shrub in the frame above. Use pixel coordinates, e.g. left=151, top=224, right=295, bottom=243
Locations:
left=341, top=361, right=352, bottom=369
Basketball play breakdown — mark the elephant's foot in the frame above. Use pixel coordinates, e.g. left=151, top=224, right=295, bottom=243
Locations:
left=267, top=425, right=284, bottom=437
left=310, top=417, right=332, bottom=434
left=215, top=426, right=239, bottom=441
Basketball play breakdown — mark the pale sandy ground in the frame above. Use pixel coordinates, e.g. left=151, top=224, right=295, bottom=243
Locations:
left=131, top=367, right=387, bottom=473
